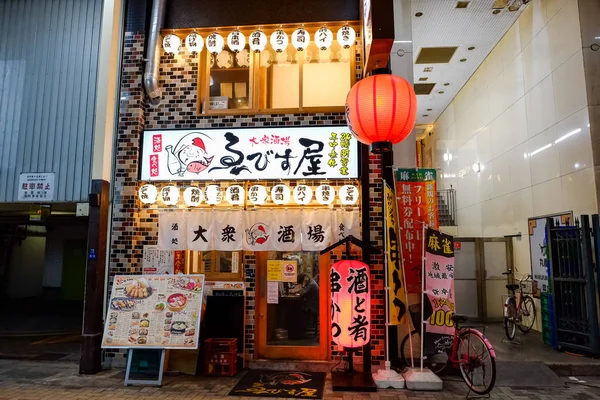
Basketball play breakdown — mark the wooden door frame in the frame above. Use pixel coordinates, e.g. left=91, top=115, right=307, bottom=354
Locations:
left=255, top=251, right=331, bottom=360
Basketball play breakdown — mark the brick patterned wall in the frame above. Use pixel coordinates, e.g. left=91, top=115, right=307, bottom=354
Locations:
left=107, top=31, right=385, bottom=366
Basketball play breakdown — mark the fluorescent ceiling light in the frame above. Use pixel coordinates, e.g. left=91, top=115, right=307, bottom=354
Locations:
left=554, top=128, right=581, bottom=144
left=529, top=143, right=552, bottom=157
left=394, top=40, right=412, bottom=43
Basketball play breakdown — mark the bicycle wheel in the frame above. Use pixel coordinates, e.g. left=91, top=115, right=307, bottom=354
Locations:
left=504, top=297, right=516, bottom=340
left=400, top=330, right=448, bottom=374
left=457, top=330, right=497, bottom=395
left=518, top=295, right=536, bottom=333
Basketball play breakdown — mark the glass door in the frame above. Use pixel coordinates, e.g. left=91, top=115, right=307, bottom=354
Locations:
left=256, top=251, right=329, bottom=360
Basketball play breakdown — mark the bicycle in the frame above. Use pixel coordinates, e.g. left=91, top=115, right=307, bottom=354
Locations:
left=502, top=269, right=536, bottom=341
left=401, top=313, right=497, bottom=395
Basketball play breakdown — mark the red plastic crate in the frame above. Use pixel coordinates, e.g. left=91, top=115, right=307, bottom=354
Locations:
left=204, top=338, right=238, bottom=377
left=204, top=338, right=237, bottom=353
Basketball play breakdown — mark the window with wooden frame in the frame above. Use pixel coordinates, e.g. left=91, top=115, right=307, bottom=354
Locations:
left=188, top=22, right=359, bottom=116
left=184, top=250, right=244, bottom=281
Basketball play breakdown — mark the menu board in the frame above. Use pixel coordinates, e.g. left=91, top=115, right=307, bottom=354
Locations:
left=102, top=274, right=205, bottom=349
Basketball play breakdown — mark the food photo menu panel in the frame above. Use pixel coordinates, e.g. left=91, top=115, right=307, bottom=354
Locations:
left=102, top=275, right=205, bottom=349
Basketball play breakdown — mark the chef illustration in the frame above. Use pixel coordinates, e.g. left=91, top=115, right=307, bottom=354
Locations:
left=165, top=132, right=214, bottom=177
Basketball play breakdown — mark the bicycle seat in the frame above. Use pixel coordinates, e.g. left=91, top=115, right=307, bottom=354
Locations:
left=506, top=284, right=519, bottom=291
left=451, top=314, right=468, bottom=324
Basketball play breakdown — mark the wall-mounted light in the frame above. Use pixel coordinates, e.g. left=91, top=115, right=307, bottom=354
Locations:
left=472, top=162, right=481, bottom=173
left=443, top=152, right=453, bottom=162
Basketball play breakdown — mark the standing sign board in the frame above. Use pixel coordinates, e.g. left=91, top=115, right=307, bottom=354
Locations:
left=395, top=169, right=439, bottom=293
left=384, top=182, right=407, bottom=325
left=102, top=275, right=204, bottom=349
left=140, top=127, right=358, bottom=181
left=18, top=173, right=55, bottom=201
left=424, top=228, right=455, bottom=354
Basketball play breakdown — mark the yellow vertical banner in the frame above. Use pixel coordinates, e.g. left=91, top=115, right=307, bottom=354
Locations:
left=385, top=183, right=407, bottom=325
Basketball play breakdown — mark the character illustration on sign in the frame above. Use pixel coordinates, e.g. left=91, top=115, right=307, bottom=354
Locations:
left=259, top=372, right=312, bottom=386
left=245, top=223, right=270, bottom=246
left=165, top=132, right=214, bottom=177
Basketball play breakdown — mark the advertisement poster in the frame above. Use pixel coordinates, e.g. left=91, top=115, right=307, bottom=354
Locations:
left=140, top=127, right=358, bottom=181
left=384, top=183, right=407, bottom=325
left=18, top=172, right=55, bottom=201
left=396, top=169, right=439, bottom=293
left=102, top=275, right=205, bottom=349
left=282, top=260, right=298, bottom=283
left=424, top=228, right=455, bottom=353
left=267, top=260, right=282, bottom=281
left=267, top=281, right=279, bottom=304
left=142, top=246, right=184, bottom=274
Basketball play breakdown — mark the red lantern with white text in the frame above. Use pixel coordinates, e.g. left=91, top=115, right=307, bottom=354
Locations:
left=345, top=74, right=417, bottom=153
left=330, top=260, right=371, bottom=348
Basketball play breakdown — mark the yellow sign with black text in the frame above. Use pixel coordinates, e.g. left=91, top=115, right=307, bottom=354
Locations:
left=384, top=183, right=407, bottom=325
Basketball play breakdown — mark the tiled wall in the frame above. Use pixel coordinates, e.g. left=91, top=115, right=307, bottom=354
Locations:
left=106, top=32, right=385, bottom=366
left=426, top=0, right=595, bottom=275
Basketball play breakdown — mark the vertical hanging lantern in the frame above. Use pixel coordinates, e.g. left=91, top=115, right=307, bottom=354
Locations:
left=330, top=260, right=371, bottom=348
left=292, top=27, right=310, bottom=51
left=271, top=184, right=291, bottom=205
left=270, top=29, right=289, bottom=53
left=316, top=184, right=335, bottom=205
left=138, top=184, right=158, bottom=204
left=185, top=32, right=204, bottom=54
left=337, top=25, right=356, bottom=49
left=226, top=185, right=245, bottom=206
left=206, top=32, right=225, bottom=55
left=161, top=186, right=180, bottom=206
left=227, top=29, right=246, bottom=53
left=205, top=185, right=223, bottom=205
left=163, top=34, right=181, bottom=54
left=249, top=30, right=267, bottom=53
left=248, top=184, right=268, bottom=205
left=315, top=27, right=333, bottom=50
left=345, top=74, right=417, bottom=153
left=338, top=185, right=359, bottom=205
left=183, top=187, right=203, bottom=207
left=293, top=185, right=313, bottom=205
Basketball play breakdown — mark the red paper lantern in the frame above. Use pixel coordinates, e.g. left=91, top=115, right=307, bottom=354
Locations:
left=345, top=74, right=417, bottom=153
left=330, top=259, right=371, bottom=348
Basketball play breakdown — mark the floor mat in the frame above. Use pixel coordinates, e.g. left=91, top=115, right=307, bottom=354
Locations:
left=495, top=361, right=565, bottom=387
left=229, top=370, right=326, bottom=399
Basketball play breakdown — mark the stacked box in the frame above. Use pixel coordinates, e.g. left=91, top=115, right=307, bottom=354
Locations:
left=204, top=338, right=238, bottom=377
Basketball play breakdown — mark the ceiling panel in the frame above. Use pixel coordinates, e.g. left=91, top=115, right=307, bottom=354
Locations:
left=404, top=0, right=526, bottom=126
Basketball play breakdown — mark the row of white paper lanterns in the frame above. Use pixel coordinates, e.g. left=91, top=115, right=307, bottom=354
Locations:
left=163, top=25, right=356, bottom=56
left=138, top=184, right=359, bottom=206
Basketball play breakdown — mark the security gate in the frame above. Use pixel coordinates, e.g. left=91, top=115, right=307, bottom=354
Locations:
left=548, top=215, right=599, bottom=355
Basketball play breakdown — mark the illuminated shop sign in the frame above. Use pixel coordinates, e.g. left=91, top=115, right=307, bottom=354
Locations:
left=140, top=127, right=359, bottom=181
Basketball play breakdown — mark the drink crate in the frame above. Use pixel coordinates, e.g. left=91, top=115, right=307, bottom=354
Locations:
left=541, top=308, right=557, bottom=348
left=204, top=338, right=238, bottom=377
left=540, top=292, right=553, bottom=313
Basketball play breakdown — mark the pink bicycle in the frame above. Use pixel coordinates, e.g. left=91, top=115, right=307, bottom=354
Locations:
left=401, top=313, right=497, bottom=395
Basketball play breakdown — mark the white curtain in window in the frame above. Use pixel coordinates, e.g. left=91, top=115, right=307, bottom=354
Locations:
left=243, top=210, right=275, bottom=251
left=332, top=209, right=361, bottom=242
left=214, top=210, right=244, bottom=251
left=271, top=210, right=302, bottom=252
left=301, top=209, right=332, bottom=251
left=158, top=211, right=188, bottom=250
left=186, top=211, right=214, bottom=251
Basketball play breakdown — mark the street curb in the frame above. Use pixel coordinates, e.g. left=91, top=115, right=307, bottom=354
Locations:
left=547, top=363, right=600, bottom=377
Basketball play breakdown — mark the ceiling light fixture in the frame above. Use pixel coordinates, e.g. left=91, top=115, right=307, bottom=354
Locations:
left=427, top=108, right=433, bottom=111
left=438, top=90, right=445, bottom=94
left=493, top=10, right=501, bottom=14
left=529, top=143, right=552, bottom=157
left=468, top=46, right=475, bottom=50
left=415, top=12, right=423, bottom=17
left=472, top=162, right=481, bottom=173
left=444, top=83, right=450, bottom=86
left=394, top=40, right=413, bottom=43
left=423, top=114, right=429, bottom=117
left=460, top=58, right=467, bottom=62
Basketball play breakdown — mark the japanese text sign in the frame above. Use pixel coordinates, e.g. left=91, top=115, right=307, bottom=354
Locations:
left=18, top=173, right=55, bottom=202
left=396, top=169, right=439, bottom=293
left=424, top=228, right=455, bottom=353
left=330, top=260, right=371, bottom=348
left=384, top=183, right=407, bottom=325
left=141, top=127, right=359, bottom=181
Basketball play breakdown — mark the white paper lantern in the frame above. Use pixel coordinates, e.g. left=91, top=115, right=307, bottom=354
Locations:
left=270, top=29, right=289, bottom=53
left=205, top=185, right=223, bottom=205
left=337, top=25, right=356, bottom=49
left=338, top=185, right=359, bottom=205
left=206, top=32, right=225, bottom=55
left=216, top=50, right=234, bottom=68
left=292, top=28, right=310, bottom=51
left=315, top=27, right=333, bottom=50
left=138, top=184, right=158, bottom=204
left=248, top=184, right=268, bottom=205
left=227, top=30, right=246, bottom=53
left=271, top=184, right=291, bottom=205
left=293, top=185, right=313, bottom=205
left=183, top=187, right=203, bottom=207
left=226, top=185, right=245, bottom=206
left=185, top=32, right=204, bottom=54
left=163, top=34, right=181, bottom=54
left=316, top=184, right=335, bottom=205
left=161, top=186, right=180, bottom=206
left=249, top=30, right=267, bottom=53
left=236, top=49, right=250, bottom=67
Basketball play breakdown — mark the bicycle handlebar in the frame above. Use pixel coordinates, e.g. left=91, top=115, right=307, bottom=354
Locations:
left=502, top=269, right=513, bottom=276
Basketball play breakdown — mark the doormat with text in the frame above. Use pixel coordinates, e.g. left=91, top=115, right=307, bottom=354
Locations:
left=228, top=370, right=326, bottom=399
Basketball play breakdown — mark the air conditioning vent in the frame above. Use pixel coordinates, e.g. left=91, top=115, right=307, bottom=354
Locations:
left=416, top=47, right=458, bottom=64
left=414, top=83, right=436, bottom=95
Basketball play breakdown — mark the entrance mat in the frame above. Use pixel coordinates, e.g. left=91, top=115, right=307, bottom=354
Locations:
left=228, top=370, right=326, bottom=399
left=495, top=361, right=565, bottom=387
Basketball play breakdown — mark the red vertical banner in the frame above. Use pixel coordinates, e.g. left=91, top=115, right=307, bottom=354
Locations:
left=173, top=250, right=185, bottom=274
left=395, top=169, right=438, bottom=293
